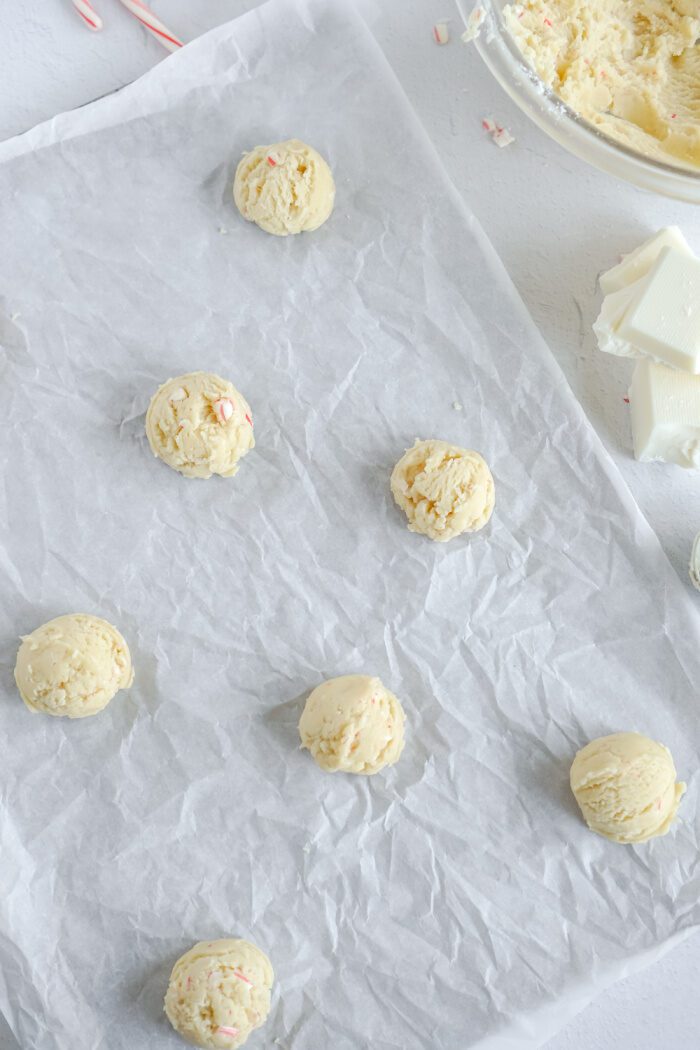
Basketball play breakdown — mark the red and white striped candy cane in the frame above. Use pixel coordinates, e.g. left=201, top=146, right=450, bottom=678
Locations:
left=117, top=0, right=183, bottom=52
left=71, top=0, right=103, bottom=31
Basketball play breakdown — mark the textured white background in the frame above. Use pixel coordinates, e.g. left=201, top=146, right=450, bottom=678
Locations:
left=1, top=1, right=699, bottom=1047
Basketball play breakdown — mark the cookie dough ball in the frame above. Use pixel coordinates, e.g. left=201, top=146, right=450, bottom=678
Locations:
left=390, top=439, right=495, bottom=542
left=299, top=674, right=405, bottom=775
left=570, top=732, right=686, bottom=844
left=14, top=613, right=133, bottom=718
left=164, top=938, right=274, bottom=1049
left=146, top=372, right=254, bottom=480
left=233, top=139, right=335, bottom=236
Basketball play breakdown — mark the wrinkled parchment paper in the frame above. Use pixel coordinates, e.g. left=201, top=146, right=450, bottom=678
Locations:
left=0, top=2, right=699, bottom=1047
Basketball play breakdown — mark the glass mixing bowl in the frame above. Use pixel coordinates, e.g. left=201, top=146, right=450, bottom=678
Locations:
left=456, top=0, right=700, bottom=204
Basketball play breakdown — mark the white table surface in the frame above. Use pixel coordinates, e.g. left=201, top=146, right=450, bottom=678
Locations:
left=1, top=2, right=699, bottom=1048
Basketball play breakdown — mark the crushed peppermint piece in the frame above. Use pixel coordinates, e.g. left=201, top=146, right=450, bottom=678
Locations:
left=267, top=156, right=277, bottom=166
left=217, top=1027, right=239, bottom=1038
left=543, top=17, right=553, bottom=26
left=233, top=970, right=253, bottom=986
left=245, top=413, right=253, bottom=427
left=481, top=116, right=515, bottom=148
left=461, top=5, right=486, bottom=42
left=493, top=126, right=515, bottom=148
left=169, top=387, right=187, bottom=402
left=433, top=22, right=449, bottom=44
left=213, top=397, right=234, bottom=423
left=219, top=227, right=229, bottom=234
left=453, top=401, right=463, bottom=411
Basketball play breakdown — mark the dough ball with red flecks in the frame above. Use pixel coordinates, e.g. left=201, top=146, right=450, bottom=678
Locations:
left=146, top=371, right=254, bottom=479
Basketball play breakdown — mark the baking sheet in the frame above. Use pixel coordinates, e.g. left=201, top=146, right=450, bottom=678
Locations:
left=0, top=1, right=699, bottom=1047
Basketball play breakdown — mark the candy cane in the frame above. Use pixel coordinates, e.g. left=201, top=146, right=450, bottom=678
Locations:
left=117, top=0, right=183, bottom=52
left=71, top=0, right=103, bottom=31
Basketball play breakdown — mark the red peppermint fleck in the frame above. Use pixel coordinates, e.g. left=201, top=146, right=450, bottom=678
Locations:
left=543, top=17, right=553, bottom=26
left=267, top=156, right=276, bottom=166
left=623, top=397, right=630, bottom=404
left=245, top=413, right=253, bottom=427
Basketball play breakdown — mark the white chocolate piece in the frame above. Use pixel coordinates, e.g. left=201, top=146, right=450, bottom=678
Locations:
left=391, top=438, right=494, bottom=542
left=164, top=939, right=273, bottom=1049
left=570, top=732, right=685, bottom=844
left=233, top=139, right=335, bottom=237
left=146, top=372, right=254, bottom=479
left=630, top=360, right=700, bottom=469
left=299, top=674, right=405, bottom=775
left=14, top=613, right=133, bottom=718
left=690, top=532, right=700, bottom=591
left=617, top=248, right=700, bottom=374
left=599, top=227, right=692, bottom=295
left=593, top=281, right=645, bottom=361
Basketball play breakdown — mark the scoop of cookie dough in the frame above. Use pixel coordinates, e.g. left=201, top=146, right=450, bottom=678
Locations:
left=570, top=731, right=686, bottom=844
left=146, top=372, right=254, bottom=479
left=14, top=613, right=133, bottom=718
left=164, top=938, right=274, bottom=1050
left=233, top=139, right=335, bottom=236
left=504, top=0, right=700, bottom=170
left=391, top=439, right=495, bottom=542
left=299, top=674, right=405, bottom=774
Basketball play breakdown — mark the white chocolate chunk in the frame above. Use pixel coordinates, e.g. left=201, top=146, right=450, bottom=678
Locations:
left=630, top=360, right=700, bottom=468
left=599, top=227, right=692, bottom=295
left=617, top=248, right=700, bottom=374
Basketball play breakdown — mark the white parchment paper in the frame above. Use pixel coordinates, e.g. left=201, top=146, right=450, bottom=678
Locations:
left=0, top=2, right=699, bottom=1047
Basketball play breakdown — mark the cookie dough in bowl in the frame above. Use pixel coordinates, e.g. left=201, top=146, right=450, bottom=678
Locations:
left=391, top=439, right=495, bottom=542
left=299, top=674, right=406, bottom=774
left=14, top=613, right=133, bottom=718
left=233, top=139, right=335, bottom=236
left=570, top=731, right=686, bottom=844
left=164, top=938, right=273, bottom=1049
left=504, top=0, right=700, bottom=170
left=146, top=372, right=254, bottom=479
